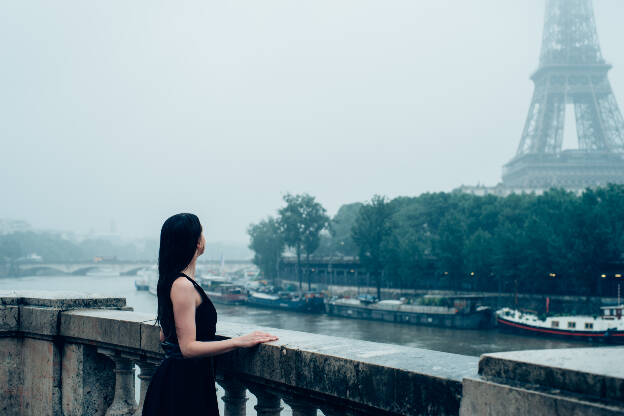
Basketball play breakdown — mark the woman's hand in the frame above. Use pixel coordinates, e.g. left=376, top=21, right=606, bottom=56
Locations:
left=233, top=330, right=279, bottom=348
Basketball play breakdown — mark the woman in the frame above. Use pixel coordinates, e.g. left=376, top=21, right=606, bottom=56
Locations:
left=142, top=213, right=278, bottom=415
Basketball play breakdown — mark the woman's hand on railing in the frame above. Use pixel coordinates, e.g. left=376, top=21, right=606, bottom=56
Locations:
left=232, top=330, right=279, bottom=348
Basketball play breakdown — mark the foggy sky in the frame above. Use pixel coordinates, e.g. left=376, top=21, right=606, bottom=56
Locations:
left=1, top=1, right=623, bottom=243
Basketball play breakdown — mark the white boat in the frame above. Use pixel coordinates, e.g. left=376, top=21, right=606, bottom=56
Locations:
left=496, top=305, right=624, bottom=343
left=137, top=266, right=158, bottom=296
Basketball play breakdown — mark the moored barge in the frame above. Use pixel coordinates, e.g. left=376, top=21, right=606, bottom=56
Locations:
left=326, top=295, right=493, bottom=329
left=198, top=276, right=248, bottom=305
left=246, top=290, right=325, bottom=313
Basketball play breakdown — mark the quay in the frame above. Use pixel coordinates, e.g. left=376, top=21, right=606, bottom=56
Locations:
left=0, top=291, right=622, bottom=415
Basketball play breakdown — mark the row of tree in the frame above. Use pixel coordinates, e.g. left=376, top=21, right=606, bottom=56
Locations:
left=249, top=185, right=624, bottom=298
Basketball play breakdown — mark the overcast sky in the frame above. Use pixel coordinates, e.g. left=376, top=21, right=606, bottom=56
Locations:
left=1, top=0, right=623, bottom=243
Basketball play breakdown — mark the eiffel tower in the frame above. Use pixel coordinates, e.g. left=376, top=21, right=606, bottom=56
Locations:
left=502, top=0, right=624, bottom=190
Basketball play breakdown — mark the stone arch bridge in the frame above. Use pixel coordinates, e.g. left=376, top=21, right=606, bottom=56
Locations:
left=15, top=261, right=154, bottom=276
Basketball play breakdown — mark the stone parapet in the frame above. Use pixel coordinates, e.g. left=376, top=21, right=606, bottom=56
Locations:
left=460, top=347, right=624, bottom=415
left=1, top=291, right=623, bottom=415
left=0, top=290, right=127, bottom=309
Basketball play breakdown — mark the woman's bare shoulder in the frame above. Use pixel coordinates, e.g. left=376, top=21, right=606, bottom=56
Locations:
left=170, top=276, right=195, bottom=297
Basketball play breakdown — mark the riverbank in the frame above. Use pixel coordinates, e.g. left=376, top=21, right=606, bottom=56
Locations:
left=279, top=279, right=619, bottom=315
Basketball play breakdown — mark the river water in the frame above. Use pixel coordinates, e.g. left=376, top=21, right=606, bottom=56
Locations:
left=0, top=274, right=594, bottom=415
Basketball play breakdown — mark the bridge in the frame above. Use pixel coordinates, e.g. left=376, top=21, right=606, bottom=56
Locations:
left=0, top=291, right=621, bottom=415
left=13, top=261, right=154, bottom=276
left=12, top=259, right=253, bottom=277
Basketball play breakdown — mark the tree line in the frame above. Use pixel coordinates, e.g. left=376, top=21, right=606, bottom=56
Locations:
left=249, top=185, right=624, bottom=298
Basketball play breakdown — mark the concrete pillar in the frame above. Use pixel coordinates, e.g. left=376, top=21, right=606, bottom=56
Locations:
left=248, top=385, right=283, bottom=416
left=134, top=361, right=157, bottom=416
left=98, top=349, right=137, bottom=416
left=217, top=374, right=248, bottom=416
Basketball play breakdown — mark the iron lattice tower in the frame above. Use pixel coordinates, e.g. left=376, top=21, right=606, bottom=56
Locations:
left=502, top=0, right=624, bottom=189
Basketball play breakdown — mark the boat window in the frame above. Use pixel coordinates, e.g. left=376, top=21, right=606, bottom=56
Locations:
left=567, top=322, right=576, bottom=329
left=551, top=320, right=559, bottom=328
left=584, top=322, right=593, bottom=329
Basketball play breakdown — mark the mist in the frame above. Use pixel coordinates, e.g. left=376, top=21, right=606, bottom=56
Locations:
left=1, top=0, right=623, bottom=242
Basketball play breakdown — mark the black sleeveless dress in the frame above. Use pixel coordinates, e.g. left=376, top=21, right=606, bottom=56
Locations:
left=142, top=273, right=220, bottom=415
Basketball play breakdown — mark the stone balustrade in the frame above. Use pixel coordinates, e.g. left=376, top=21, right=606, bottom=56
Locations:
left=1, top=290, right=623, bottom=416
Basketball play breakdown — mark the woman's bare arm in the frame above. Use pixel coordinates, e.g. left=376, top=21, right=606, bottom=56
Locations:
left=170, top=277, right=278, bottom=359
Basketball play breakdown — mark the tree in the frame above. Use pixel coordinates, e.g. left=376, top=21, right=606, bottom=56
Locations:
left=247, top=217, right=284, bottom=285
left=278, top=193, right=329, bottom=290
left=435, top=214, right=467, bottom=290
left=351, top=195, right=395, bottom=299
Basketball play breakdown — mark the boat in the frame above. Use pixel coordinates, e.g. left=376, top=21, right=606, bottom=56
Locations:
left=496, top=305, right=624, bottom=343
left=326, top=295, right=494, bottom=329
left=134, top=277, right=149, bottom=291
left=246, top=290, right=325, bottom=313
left=137, top=266, right=158, bottom=296
left=199, top=277, right=248, bottom=305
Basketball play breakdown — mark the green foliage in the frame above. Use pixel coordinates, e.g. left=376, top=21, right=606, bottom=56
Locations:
left=351, top=195, right=395, bottom=298
left=344, top=185, right=624, bottom=296
left=247, top=217, right=284, bottom=283
left=277, top=193, right=329, bottom=288
left=250, top=185, right=624, bottom=297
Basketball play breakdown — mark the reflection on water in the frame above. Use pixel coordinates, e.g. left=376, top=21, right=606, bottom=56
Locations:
left=0, top=274, right=589, bottom=356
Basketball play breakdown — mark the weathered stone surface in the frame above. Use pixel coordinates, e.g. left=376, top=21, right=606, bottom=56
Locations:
left=0, top=305, right=19, bottom=332
left=19, top=306, right=60, bottom=336
left=21, top=337, right=62, bottom=416
left=460, top=377, right=624, bottom=416
left=0, top=290, right=125, bottom=309
left=214, top=321, right=477, bottom=415
left=0, top=337, right=22, bottom=416
left=479, top=347, right=624, bottom=403
left=62, top=343, right=115, bottom=416
left=139, top=316, right=161, bottom=355
left=60, top=310, right=153, bottom=350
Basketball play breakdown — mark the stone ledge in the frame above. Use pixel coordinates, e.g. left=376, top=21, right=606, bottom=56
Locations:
left=460, top=377, right=624, bottom=416
left=478, top=347, right=624, bottom=404
left=213, top=321, right=477, bottom=415
left=60, top=309, right=155, bottom=350
left=0, top=290, right=126, bottom=309
left=0, top=306, right=19, bottom=332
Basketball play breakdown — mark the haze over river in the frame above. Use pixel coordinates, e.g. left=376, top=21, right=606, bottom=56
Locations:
left=1, top=274, right=588, bottom=356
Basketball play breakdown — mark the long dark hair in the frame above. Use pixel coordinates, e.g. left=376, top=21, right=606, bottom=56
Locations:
left=156, top=213, right=202, bottom=339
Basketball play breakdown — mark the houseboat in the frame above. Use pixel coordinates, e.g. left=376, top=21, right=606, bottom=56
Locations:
left=203, top=282, right=247, bottom=305
left=496, top=305, right=624, bottom=343
left=246, top=290, right=325, bottom=313
left=326, top=295, right=494, bottom=329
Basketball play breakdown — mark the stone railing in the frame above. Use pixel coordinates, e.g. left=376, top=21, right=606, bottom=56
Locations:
left=1, top=291, right=622, bottom=416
